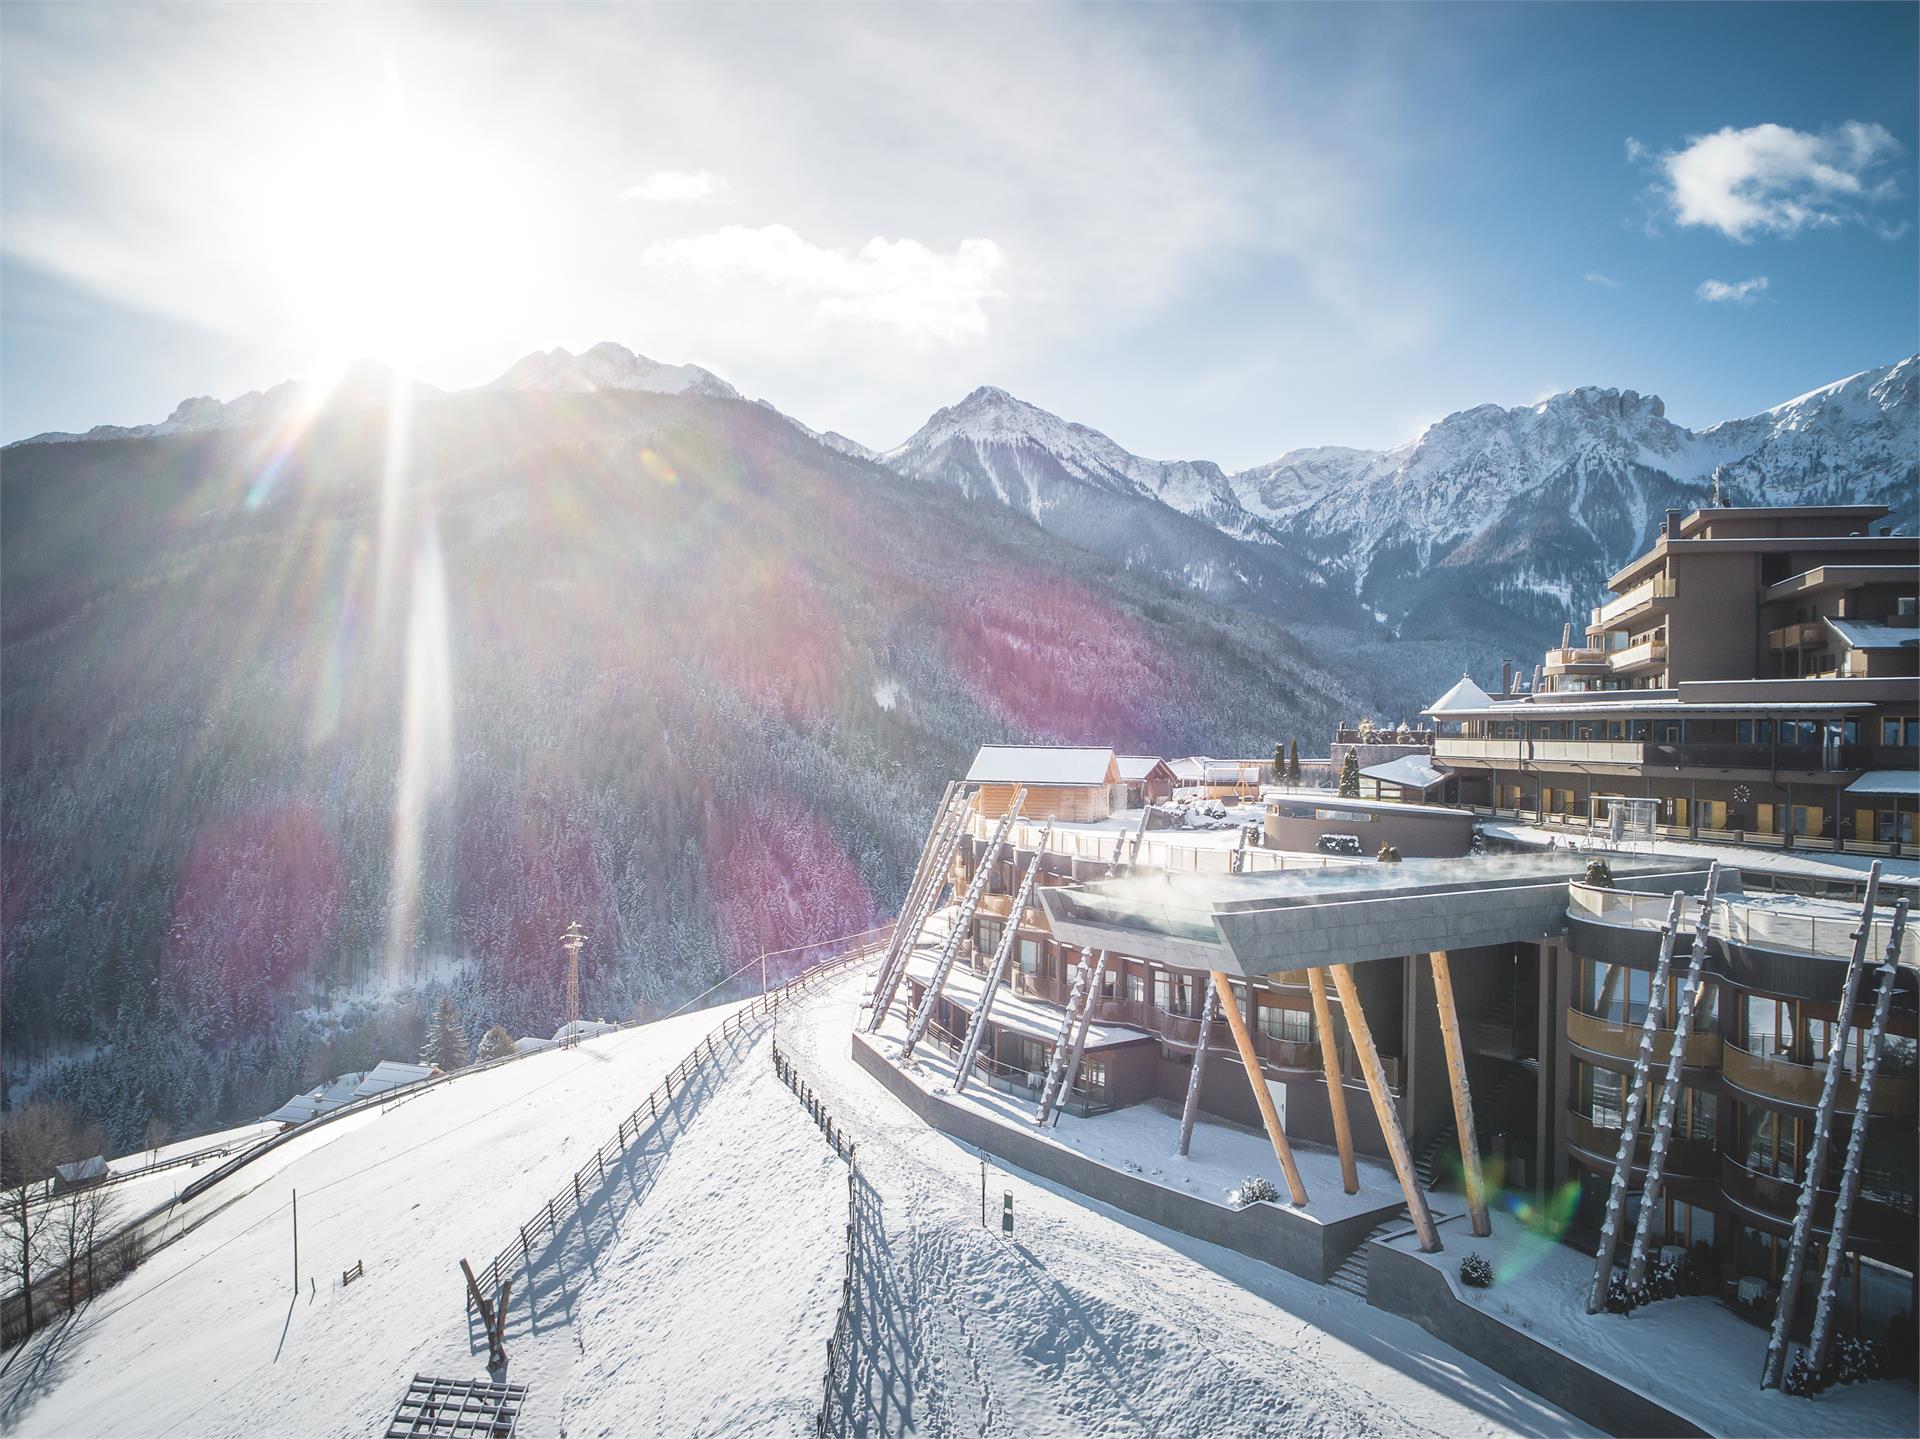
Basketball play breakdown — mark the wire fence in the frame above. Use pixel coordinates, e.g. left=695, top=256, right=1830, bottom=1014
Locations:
left=467, top=933, right=886, bottom=1311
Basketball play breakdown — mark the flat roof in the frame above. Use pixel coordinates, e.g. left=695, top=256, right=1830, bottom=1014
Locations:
left=1762, top=564, right=1920, bottom=601
left=1827, top=618, right=1920, bottom=651
left=1269, top=792, right=1471, bottom=818
left=1039, top=853, right=1695, bottom=975
left=1357, top=754, right=1448, bottom=791
left=1676, top=503, right=1891, bottom=540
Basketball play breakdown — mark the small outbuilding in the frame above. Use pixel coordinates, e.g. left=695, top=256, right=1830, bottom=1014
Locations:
left=1115, top=756, right=1176, bottom=808
left=966, top=745, right=1122, bottom=822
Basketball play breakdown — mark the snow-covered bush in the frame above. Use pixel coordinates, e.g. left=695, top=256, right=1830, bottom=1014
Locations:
left=1228, top=1175, right=1281, bottom=1207
left=1459, top=1253, right=1493, bottom=1289
left=1603, top=1255, right=1682, bottom=1313
left=1583, top=857, right=1614, bottom=888
left=1316, top=834, right=1363, bottom=856
left=1784, top=1335, right=1891, bottom=1396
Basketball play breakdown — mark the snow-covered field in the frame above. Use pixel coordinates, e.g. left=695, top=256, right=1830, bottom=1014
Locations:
left=788, top=970, right=1591, bottom=1438
left=0, top=1000, right=846, bottom=1439
left=1384, top=1210, right=1917, bottom=1438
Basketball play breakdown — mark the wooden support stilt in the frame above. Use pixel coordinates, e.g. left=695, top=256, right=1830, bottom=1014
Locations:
left=954, top=826, right=1053, bottom=1094
left=902, top=790, right=1027, bottom=1057
left=1210, top=972, right=1307, bottom=1206
left=1175, top=981, right=1220, bottom=1157
left=1045, top=951, right=1110, bottom=1125
left=1328, top=963, right=1438, bottom=1250
left=1586, top=888, right=1686, bottom=1314
left=1806, top=898, right=1908, bottom=1381
left=867, top=784, right=969, bottom=1032
left=1306, top=966, right=1358, bottom=1194
left=1626, top=864, right=1724, bottom=1289
left=1761, top=865, right=1884, bottom=1387
left=461, top=1258, right=508, bottom=1370
left=1035, top=950, right=1096, bottom=1124
left=1428, top=951, right=1489, bottom=1236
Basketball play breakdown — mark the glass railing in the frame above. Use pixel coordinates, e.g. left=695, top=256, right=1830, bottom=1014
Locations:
left=1565, top=1008, right=1721, bottom=1067
left=1568, top=884, right=1920, bottom=967
left=1722, top=1042, right=1916, bottom=1116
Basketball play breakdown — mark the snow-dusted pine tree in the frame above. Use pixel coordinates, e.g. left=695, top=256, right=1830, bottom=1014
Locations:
left=475, top=1024, right=517, bottom=1063
left=1338, top=750, right=1361, bottom=798
left=420, top=997, right=470, bottom=1071
left=1287, top=739, right=1301, bottom=786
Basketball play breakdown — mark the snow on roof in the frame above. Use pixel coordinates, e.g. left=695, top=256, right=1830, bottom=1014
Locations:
left=554, top=1018, right=618, bottom=1042
left=54, top=1156, right=109, bottom=1185
left=1425, top=674, right=1495, bottom=714
left=263, top=1071, right=368, bottom=1125
left=351, top=1061, right=434, bottom=1100
left=1115, top=755, right=1169, bottom=781
left=1166, top=756, right=1210, bottom=781
left=966, top=744, right=1117, bottom=787
left=1825, top=618, right=1920, bottom=650
left=1358, top=754, right=1448, bottom=791
left=1845, top=770, right=1920, bottom=798
left=514, top=1035, right=557, bottom=1053
left=1201, top=759, right=1261, bottom=782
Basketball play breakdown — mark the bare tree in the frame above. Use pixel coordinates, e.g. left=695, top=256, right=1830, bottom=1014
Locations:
left=1, top=1103, right=85, bottom=1339
left=142, top=1116, right=173, bottom=1161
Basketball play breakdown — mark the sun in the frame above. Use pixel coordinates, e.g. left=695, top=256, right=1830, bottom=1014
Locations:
left=249, top=71, right=539, bottom=385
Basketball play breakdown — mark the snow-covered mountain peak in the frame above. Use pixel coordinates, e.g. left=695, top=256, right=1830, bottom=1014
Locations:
left=489, top=342, right=741, bottom=399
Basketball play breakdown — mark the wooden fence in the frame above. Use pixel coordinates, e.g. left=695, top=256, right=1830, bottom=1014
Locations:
left=466, top=934, right=885, bottom=1311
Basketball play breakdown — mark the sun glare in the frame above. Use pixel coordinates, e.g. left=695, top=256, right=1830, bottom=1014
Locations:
left=251, top=68, right=538, bottom=384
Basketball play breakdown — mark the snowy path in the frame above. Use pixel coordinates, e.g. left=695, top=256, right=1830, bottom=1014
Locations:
left=789, top=971, right=1592, bottom=1439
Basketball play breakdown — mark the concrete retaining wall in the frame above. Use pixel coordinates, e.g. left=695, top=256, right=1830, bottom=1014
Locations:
left=1366, top=1237, right=1710, bottom=1438
left=852, top=1032, right=1395, bottom=1283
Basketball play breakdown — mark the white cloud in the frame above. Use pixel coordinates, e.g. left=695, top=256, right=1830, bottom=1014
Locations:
left=620, top=169, right=727, bottom=203
left=643, top=224, right=1003, bottom=344
left=1583, top=272, right=1622, bottom=288
left=1696, top=275, right=1769, bottom=305
left=1650, top=121, right=1904, bottom=241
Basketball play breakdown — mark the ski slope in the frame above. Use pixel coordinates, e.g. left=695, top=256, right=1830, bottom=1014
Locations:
left=0, top=1000, right=846, bottom=1439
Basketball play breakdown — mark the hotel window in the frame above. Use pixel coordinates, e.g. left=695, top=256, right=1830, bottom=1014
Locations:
left=1858, top=1129, right=1918, bottom=1217
left=1880, top=810, right=1915, bottom=845
left=1576, top=1062, right=1627, bottom=1129
left=1101, top=965, right=1118, bottom=999
left=1258, top=1003, right=1312, bottom=1045
left=1127, top=973, right=1147, bottom=1004
left=1738, top=1104, right=1802, bottom=1180
left=1883, top=717, right=1917, bottom=746
left=976, top=919, right=1004, bottom=960
left=1696, top=799, right=1727, bottom=831
left=1661, top=1081, right=1717, bottom=1142
left=1153, top=971, right=1195, bottom=1017
left=1657, top=1196, right=1715, bottom=1250
left=1578, top=959, right=1650, bottom=1025
left=1018, top=939, right=1042, bottom=976
left=1737, top=1224, right=1785, bottom=1285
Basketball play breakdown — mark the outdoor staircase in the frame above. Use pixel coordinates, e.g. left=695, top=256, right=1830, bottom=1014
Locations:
left=1328, top=1208, right=1411, bottom=1298
left=1413, top=1060, right=1535, bottom=1192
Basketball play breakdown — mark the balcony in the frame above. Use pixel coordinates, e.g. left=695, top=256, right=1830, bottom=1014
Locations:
left=1644, top=741, right=1869, bottom=773
left=1767, top=622, right=1827, bottom=651
left=1567, top=1108, right=1716, bottom=1178
left=1435, top=735, right=1524, bottom=762
left=1544, top=647, right=1610, bottom=674
left=1591, top=575, right=1677, bottom=630
left=1608, top=636, right=1667, bottom=673
left=1531, top=738, right=1647, bottom=764
left=1722, top=1041, right=1917, bottom=1116
left=1566, top=1008, right=1722, bottom=1068
left=1721, top=1155, right=1914, bottom=1248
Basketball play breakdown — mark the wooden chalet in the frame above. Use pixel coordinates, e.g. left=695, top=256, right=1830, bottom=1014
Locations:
left=965, top=745, right=1121, bottom=822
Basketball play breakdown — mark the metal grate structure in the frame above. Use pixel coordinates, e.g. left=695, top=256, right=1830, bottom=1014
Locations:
left=385, top=1376, right=528, bottom=1438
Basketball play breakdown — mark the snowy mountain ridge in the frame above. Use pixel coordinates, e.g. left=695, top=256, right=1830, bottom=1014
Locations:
left=488, top=340, right=742, bottom=399
left=880, top=356, right=1918, bottom=651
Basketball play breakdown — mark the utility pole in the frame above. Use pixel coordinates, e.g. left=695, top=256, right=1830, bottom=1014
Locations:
left=980, top=1151, right=987, bottom=1227
left=561, top=921, right=587, bottom=1030
left=291, top=1189, right=299, bottom=1293
left=760, top=948, right=767, bottom=998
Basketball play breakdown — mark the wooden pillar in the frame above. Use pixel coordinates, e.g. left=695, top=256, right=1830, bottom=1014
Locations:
left=1209, top=972, right=1307, bottom=1206
left=1428, top=951, right=1490, bottom=1236
left=1329, top=962, right=1440, bottom=1251
left=1305, top=967, right=1358, bottom=1194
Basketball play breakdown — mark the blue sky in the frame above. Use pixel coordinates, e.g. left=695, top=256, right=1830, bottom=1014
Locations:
left=2, top=3, right=1914, bottom=464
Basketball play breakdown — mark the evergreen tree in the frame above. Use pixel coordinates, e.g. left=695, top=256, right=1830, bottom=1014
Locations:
left=475, top=1024, right=517, bottom=1063
left=1273, top=741, right=1285, bottom=783
left=420, top=996, right=470, bottom=1071
left=1287, top=738, right=1301, bottom=786
left=1338, top=750, right=1361, bottom=798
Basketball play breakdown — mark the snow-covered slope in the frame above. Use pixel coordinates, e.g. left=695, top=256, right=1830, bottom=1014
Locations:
left=488, top=340, right=741, bottom=399
left=0, top=1001, right=849, bottom=1439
